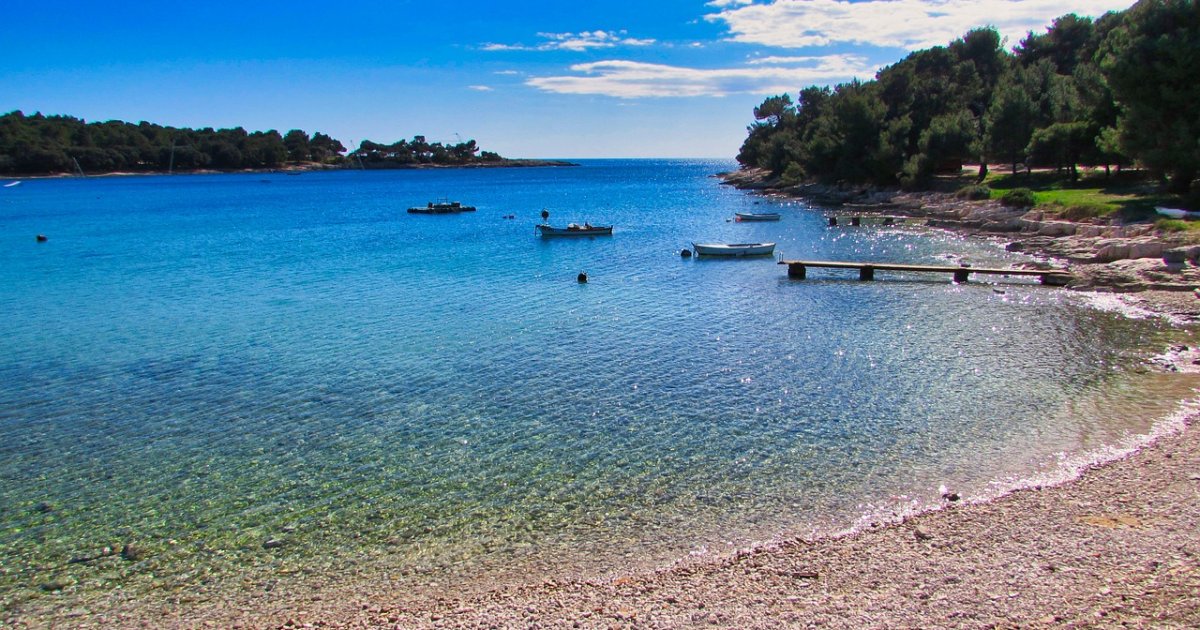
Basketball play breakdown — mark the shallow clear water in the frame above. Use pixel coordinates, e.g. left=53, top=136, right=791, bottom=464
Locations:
left=0, top=161, right=1190, bottom=615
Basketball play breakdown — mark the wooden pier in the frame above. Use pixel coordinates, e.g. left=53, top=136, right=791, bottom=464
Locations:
left=778, top=260, right=1072, bottom=285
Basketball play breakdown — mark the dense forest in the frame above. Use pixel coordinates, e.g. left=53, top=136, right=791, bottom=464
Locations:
left=737, top=0, right=1199, bottom=199
left=0, top=111, right=505, bottom=175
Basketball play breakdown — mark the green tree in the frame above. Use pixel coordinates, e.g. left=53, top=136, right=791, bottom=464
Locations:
left=283, top=129, right=311, bottom=162
left=984, top=71, right=1038, bottom=173
left=1100, top=0, right=1200, bottom=194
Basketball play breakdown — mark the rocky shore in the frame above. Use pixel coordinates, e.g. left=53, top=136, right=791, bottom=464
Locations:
left=720, top=167, right=1200, bottom=322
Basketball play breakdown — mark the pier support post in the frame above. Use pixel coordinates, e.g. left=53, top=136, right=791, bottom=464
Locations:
left=788, top=263, right=807, bottom=279
left=1041, top=273, right=1070, bottom=286
left=850, top=217, right=861, bottom=227
left=859, top=265, right=874, bottom=281
left=828, top=217, right=838, bottom=227
left=953, top=269, right=970, bottom=283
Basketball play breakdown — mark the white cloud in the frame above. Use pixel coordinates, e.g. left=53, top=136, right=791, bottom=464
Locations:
left=482, top=30, right=656, bottom=52
left=706, top=0, right=1135, bottom=50
left=494, top=70, right=521, bottom=76
left=526, top=56, right=874, bottom=98
left=468, top=85, right=494, bottom=91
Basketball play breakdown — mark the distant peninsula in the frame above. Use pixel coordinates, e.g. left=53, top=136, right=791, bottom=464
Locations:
left=0, top=111, right=574, bottom=176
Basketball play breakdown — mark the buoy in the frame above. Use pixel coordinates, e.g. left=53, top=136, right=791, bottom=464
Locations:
left=36, top=234, right=48, bottom=242
left=680, top=248, right=692, bottom=258
left=577, top=272, right=588, bottom=283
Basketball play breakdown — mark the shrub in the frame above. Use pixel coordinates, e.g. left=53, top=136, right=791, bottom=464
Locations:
left=780, top=161, right=806, bottom=186
left=1156, top=218, right=1190, bottom=232
left=1054, top=203, right=1110, bottom=221
left=1000, top=187, right=1036, bottom=207
left=955, top=184, right=991, bottom=200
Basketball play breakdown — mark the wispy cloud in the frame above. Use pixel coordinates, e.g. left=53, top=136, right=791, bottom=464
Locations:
left=467, top=85, right=494, bottom=91
left=493, top=70, right=522, bottom=76
left=482, top=30, right=656, bottom=52
left=706, top=0, right=1135, bottom=50
left=526, top=55, right=874, bottom=98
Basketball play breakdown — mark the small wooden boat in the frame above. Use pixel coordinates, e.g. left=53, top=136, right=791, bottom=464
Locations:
left=1155, top=206, right=1200, bottom=219
left=537, top=223, right=613, bottom=236
left=692, top=242, right=775, bottom=257
left=735, top=211, right=780, bottom=222
left=408, top=200, right=477, bottom=214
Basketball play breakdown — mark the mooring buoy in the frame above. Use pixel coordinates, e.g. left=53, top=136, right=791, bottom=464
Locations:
left=680, top=248, right=692, bottom=258
left=36, top=234, right=48, bottom=242
left=577, top=272, right=588, bottom=283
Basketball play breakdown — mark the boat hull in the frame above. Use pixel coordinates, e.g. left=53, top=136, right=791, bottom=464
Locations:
left=537, top=224, right=613, bottom=236
left=408, top=201, right=476, bottom=214
left=735, top=212, right=780, bottom=221
left=1156, top=206, right=1199, bottom=219
left=692, top=242, right=775, bottom=256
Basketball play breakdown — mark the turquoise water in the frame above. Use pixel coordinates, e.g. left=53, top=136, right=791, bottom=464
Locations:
left=0, top=160, right=1188, bottom=618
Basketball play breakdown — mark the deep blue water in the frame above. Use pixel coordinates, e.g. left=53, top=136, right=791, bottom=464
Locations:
left=0, top=161, right=1189, bottom=614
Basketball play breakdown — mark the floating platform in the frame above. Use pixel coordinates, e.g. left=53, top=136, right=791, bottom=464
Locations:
left=779, top=259, right=1071, bottom=285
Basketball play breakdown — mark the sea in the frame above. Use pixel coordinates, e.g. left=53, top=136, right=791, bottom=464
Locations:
left=1, top=159, right=1196, bottom=619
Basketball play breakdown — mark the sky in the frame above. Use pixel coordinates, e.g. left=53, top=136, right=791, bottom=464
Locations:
left=1, top=1, right=1135, bottom=158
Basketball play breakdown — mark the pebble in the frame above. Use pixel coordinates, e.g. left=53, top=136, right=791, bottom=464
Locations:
left=121, top=543, right=147, bottom=562
left=914, top=526, right=934, bottom=541
left=262, top=538, right=286, bottom=550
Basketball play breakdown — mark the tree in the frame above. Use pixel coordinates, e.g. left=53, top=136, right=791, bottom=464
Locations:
left=984, top=71, right=1038, bottom=174
left=1100, top=0, right=1200, bottom=194
left=283, top=129, right=311, bottom=162
left=753, top=94, right=794, bottom=127
left=1018, top=14, right=1096, bottom=74
left=1027, top=121, right=1094, bottom=179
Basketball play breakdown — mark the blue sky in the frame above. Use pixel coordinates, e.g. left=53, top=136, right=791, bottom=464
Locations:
left=2, top=1, right=1134, bottom=158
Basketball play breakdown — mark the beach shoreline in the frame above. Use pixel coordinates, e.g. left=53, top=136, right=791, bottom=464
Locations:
left=8, top=167, right=1200, bottom=628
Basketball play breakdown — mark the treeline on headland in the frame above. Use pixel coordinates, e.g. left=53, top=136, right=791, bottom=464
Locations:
left=0, top=110, right=516, bottom=175
left=737, top=0, right=1199, bottom=198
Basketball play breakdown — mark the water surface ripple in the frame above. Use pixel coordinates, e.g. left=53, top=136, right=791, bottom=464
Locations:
left=0, top=160, right=1189, bottom=616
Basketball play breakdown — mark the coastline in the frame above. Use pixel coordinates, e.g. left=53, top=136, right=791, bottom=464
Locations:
left=256, top=173, right=1199, bottom=628
left=8, top=166, right=1200, bottom=628
left=0, top=158, right=578, bottom=180
left=717, top=167, right=1200, bottom=322
left=308, top=402, right=1200, bottom=629
left=86, top=372, right=1199, bottom=628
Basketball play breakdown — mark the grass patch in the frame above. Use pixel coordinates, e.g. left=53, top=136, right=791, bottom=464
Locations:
left=982, top=169, right=1175, bottom=221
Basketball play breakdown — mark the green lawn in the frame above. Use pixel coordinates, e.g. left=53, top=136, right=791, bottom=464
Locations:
left=980, top=169, right=1183, bottom=224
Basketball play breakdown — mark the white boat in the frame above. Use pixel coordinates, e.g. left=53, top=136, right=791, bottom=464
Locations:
left=537, top=223, right=613, bottom=236
left=692, top=242, right=776, bottom=256
left=735, top=212, right=780, bottom=221
left=1155, top=206, right=1200, bottom=219
left=3, top=181, right=20, bottom=188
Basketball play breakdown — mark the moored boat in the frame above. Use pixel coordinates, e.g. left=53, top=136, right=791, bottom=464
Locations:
left=1155, top=206, right=1200, bottom=219
left=537, top=223, right=613, bottom=236
left=408, top=199, right=477, bottom=214
left=692, top=242, right=775, bottom=256
left=734, top=211, right=780, bottom=221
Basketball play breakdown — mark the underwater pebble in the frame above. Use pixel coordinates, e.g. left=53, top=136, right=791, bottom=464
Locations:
left=121, top=543, right=147, bottom=562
